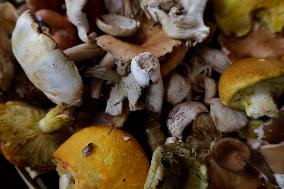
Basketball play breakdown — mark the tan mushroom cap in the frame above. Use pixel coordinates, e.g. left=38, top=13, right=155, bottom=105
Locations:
left=218, top=58, right=284, bottom=108
left=53, top=126, right=149, bottom=189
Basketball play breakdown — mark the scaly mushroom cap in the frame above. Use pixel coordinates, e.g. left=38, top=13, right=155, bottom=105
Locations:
left=12, top=10, right=83, bottom=106
left=212, top=138, right=251, bottom=173
left=53, top=126, right=149, bottom=189
left=219, top=58, right=284, bottom=109
left=0, top=101, right=72, bottom=169
left=213, top=0, right=284, bottom=36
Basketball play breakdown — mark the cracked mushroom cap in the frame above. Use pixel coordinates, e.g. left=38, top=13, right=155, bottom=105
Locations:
left=53, top=126, right=149, bottom=189
left=218, top=58, right=284, bottom=112
left=212, top=138, right=251, bottom=173
left=0, top=101, right=72, bottom=169
left=12, top=10, right=83, bottom=106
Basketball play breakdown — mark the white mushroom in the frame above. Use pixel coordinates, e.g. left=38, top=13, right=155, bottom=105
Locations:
left=203, top=76, right=217, bottom=105
left=96, top=14, right=140, bottom=37
left=106, top=52, right=163, bottom=115
left=12, top=10, right=83, bottom=106
left=104, top=0, right=141, bottom=18
left=131, top=52, right=164, bottom=114
left=167, top=101, right=208, bottom=139
left=194, top=47, right=231, bottom=74
left=167, top=72, right=191, bottom=105
left=209, top=98, right=248, bottom=133
left=59, top=173, right=75, bottom=189
left=141, top=0, right=210, bottom=45
left=65, top=0, right=96, bottom=42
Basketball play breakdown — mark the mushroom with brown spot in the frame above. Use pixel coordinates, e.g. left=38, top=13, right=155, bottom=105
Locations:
left=167, top=101, right=208, bottom=139
left=53, top=126, right=149, bottom=189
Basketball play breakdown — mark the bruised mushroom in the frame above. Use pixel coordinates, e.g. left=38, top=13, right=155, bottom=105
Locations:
left=145, top=141, right=208, bottom=189
left=167, top=101, right=208, bottom=139
left=213, top=0, right=284, bottom=37
left=212, top=138, right=251, bottom=173
left=141, top=0, right=210, bottom=45
left=209, top=98, right=248, bottom=132
left=96, top=14, right=140, bottom=37
left=218, top=58, right=284, bottom=119
left=0, top=2, right=18, bottom=91
left=12, top=10, right=83, bottom=106
left=53, top=126, right=149, bottom=189
left=0, top=101, right=73, bottom=169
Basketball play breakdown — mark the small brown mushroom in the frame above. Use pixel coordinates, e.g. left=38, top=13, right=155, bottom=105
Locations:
left=26, top=0, right=65, bottom=13
left=145, top=117, right=166, bottom=151
left=212, top=138, right=251, bottom=173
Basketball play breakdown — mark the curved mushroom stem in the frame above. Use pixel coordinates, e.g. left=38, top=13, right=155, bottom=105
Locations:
left=38, top=105, right=75, bottom=134
left=242, top=85, right=278, bottom=119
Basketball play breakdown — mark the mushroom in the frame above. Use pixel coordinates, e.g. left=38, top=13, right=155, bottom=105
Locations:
left=141, top=0, right=210, bottom=45
left=145, top=141, right=208, bottom=189
left=26, top=0, right=65, bottom=13
left=65, top=0, right=97, bottom=42
left=260, top=142, right=284, bottom=174
left=212, top=138, right=251, bottom=173
left=0, top=2, right=18, bottom=91
left=12, top=10, right=83, bottom=107
left=0, top=101, right=73, bottom=169
left=53, top=126, right=149, bottom=189
left=34, top=9, right=77, bottom=50
left=209, top=98, right=248, bottom=132
left=218, top=58, right=284, bottom=119
left=104, top=0, right=141, bottom=18
left=106, top=52, right=163, bottom=115
left=213, top=0, right=284, bottom=37
left=186, top=113, right=221, bottom=162
left=167, top=101, right=208, bottom=139
left=219, top=26, right=284, bottom=62
left=96, top=14, right=140, bottom=37
left=166, top=72, right=191, bottom=105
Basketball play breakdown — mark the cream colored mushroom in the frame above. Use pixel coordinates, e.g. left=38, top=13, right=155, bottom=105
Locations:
left=65, top=0, right=96, bottom=42
left=167, top=101, right=208, bottom=139
left=141, top=0, right=210, bottom=45
left=12, top=10, right=83, bottom=107
left=96, top=14, right=140, bottom=37
left=209, top=98, right=248, bottom=132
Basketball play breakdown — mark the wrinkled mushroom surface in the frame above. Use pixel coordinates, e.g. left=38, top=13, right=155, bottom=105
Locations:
left=12, top=10, right=83, bottom=106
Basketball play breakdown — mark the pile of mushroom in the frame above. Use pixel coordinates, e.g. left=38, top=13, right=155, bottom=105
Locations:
left=0, top=0, right=284, bottom=188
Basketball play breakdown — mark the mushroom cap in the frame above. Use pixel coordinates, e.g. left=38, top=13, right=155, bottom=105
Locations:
left=12, top=10, right=83, bottom=106
left=0, top=101, right=71, bottom=169
left=53, top=126, right=149, bottom=189
left=218, top=58, right=284, bottom=109
left=96, top=14, right=140, bottom=37
left=212, top=138, right=251, bottom=173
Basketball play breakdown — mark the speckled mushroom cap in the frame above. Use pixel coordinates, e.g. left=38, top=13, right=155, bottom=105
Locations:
left=53, top=126, right=149, bottom=189
left=218, top=58, right=284, bottom=109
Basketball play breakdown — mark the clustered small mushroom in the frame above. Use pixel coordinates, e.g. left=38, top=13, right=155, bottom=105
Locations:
left=1, top=0, right=284, bottom=188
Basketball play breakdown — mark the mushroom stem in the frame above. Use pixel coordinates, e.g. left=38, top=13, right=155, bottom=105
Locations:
left=38, top=105, right=74, bottom=134
left=63, top=42, right=103, bottom=63
left=242, top=85, right=278, bottom=119
left=59, top=173, right=75, bottom=189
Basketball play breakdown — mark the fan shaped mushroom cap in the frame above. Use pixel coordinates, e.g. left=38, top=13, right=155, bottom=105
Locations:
left=96, top=14, right=140, bottom=37
left=212, top=138, right=251, bottom=173
left=12, top=10, right=83, bottom=106
left=53, top=126, right=149, bottom=189
left=219, top=58, right=284, bottom=118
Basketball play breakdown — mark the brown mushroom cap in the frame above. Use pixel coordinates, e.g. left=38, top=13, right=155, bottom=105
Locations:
left=53, top=126, right=149, bottom=189
left=212, top=138, right=251, bottom=173
left=218, top=58, right=284, bottom=109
